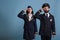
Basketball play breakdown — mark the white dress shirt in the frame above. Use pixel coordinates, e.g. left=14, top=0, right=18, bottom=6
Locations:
left=28, top=14, right=32, bottom=21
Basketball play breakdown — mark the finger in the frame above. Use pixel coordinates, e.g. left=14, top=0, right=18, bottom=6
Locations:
left=40, top=8, right=43, bottom=11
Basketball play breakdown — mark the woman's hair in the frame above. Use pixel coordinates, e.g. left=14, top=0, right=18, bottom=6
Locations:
left=26, top=6, right=34, bottom=15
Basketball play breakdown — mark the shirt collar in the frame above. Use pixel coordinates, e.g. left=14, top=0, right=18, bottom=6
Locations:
left=45, top=13, right=50, bottom=17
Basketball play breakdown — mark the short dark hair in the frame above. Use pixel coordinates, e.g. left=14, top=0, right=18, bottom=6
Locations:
left=42, top=3, right=50, bottom=8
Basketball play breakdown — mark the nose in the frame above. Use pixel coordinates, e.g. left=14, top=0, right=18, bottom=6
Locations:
left=45, top=7, right=49, bottom=10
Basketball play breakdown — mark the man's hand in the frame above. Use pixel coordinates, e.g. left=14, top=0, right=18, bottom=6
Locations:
left=52, top=32, right=56, bottom=35
left=52, top=32, right=56, bottom=38
left=39, top=8, right=43, bottom=12
left=34, top=32, right=38, bottom=34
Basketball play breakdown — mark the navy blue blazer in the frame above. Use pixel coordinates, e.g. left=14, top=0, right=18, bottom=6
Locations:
left=35, top=10, right=56, bottom=35
left=17, top=10, right=37, bottom=39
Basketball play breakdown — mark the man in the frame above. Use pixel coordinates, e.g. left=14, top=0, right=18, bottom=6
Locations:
left=35, top=3, right=56, bottom=40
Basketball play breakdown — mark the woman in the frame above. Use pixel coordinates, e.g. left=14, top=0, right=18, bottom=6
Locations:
left=17, top=6, right=37, bottom=40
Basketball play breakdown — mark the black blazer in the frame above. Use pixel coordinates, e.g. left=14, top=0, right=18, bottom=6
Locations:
left=17, top=10, right=37, bottom=39
left=35, top=10, right=56, bottom=35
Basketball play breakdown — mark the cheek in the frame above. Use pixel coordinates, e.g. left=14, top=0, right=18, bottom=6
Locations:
left=44, top=9, right=49, bottom=11
left=43, top=7, right=49, bottom=11
left=29, top=9, right=32, bottom=12
left=30, top=10, right=32, bottom=12
left=46, top=9, right=49, bottom=11
left=45, top=8, right=49, bottom=11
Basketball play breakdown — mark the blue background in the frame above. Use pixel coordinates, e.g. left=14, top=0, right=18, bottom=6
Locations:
left=0, top=0, right=60, bottom=40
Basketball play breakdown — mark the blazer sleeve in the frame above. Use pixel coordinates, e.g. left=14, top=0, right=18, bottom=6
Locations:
left=17, top=10, right=25, bottom=19
left=34, top=19, right=37, bottom=33
left=35, top=10, right=42, bottom=19
left=52, top=16, right=56, bottom=35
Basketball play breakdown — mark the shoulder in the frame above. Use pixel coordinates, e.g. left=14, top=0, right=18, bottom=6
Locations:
left=50, top=14, right=54, bottom=17
left=50, top=13, right=54, bottom=19
left=38, top=13, right=45, bottom=16
left=23, top=14, right=27, bottom=16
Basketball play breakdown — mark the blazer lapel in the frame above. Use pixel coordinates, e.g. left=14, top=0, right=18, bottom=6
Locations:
left=25, top=14, right=34, bottom=22
left=25, top=15, right=29, bottom=22
left=49, top=13, right=53, bottom=22
left=29, top=15, right=34, bottom=22
left=43, top=13, right=47, bottom=20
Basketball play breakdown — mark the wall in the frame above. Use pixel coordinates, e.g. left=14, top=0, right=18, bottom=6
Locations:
left=0, top=0, right=59, bottom=40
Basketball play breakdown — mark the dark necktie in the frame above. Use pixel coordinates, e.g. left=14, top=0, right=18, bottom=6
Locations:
left=46, top=14, right=48, bottom=18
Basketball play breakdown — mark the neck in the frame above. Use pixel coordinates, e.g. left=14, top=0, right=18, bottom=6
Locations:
left=46, top=13, right=48, bottom=14
left=28, top=13, right=32, bottom=16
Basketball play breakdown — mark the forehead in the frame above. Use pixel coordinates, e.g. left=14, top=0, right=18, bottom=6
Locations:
left=43, top=6, right=49, bottom=8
